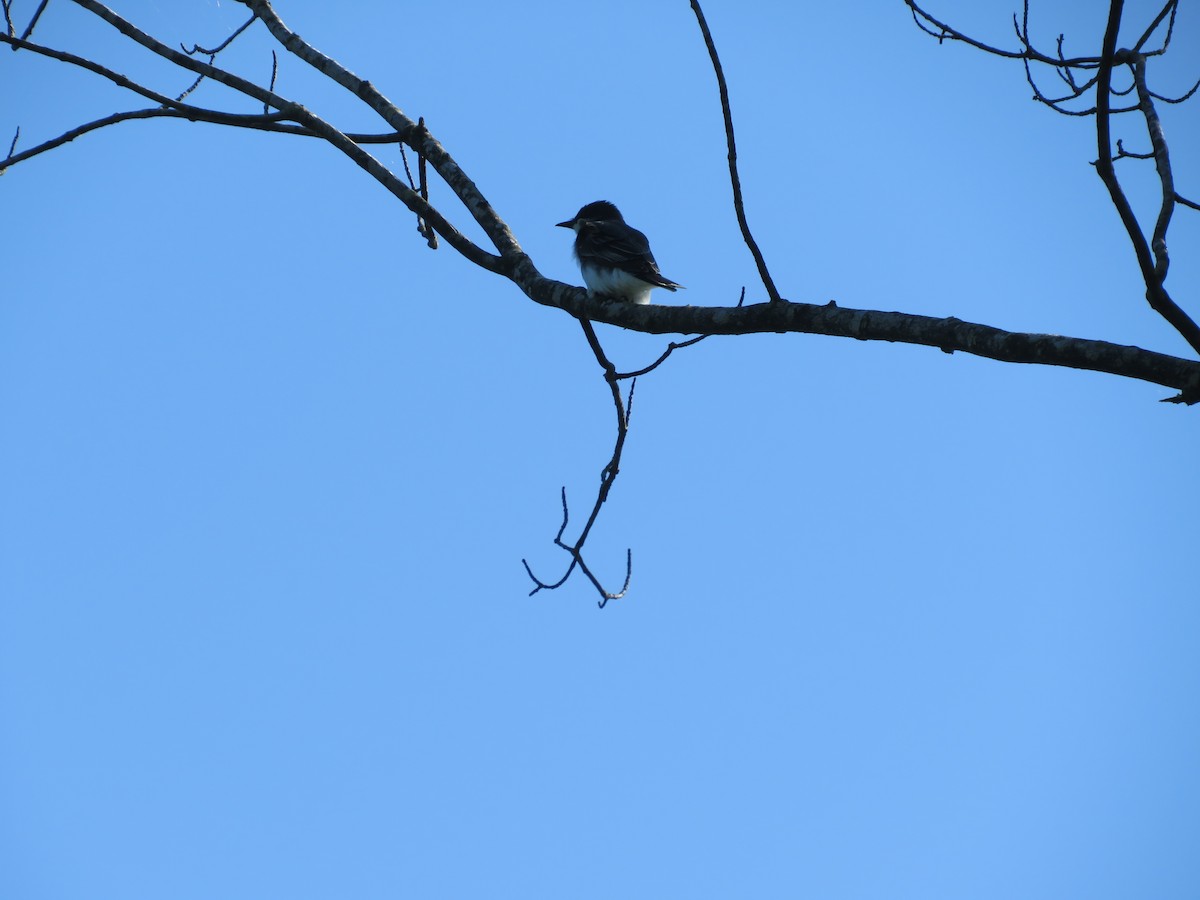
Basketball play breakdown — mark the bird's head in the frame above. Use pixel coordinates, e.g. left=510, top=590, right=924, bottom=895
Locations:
left=556, top=200, right=624, bottom=231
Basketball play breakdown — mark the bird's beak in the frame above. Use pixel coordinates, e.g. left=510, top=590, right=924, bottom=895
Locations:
left=555, top=219, right=575, bottom=229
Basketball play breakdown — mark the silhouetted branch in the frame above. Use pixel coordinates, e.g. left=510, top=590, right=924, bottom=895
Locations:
left=514, top=291, right=1200, bottom=403
left=689, top=0, right=781, bottom=304
left=1131, top=56, right=1174, bottom=284
left=17, top=0, right=48, bottom=44
left=1176, top=193, right=1200, bottom=212
left=1149, top=75, right=1200, bottom=105
left=615, top=288, right=745, bottom=379
left=1, top=107, right=293, bottom=168
left=909, top=0, right=1033, bottom=58
left=523, top=319, right=634, bottom=607
left=1132, top=0, right=1177, bottom=55
left=1093, top=5, right=1200, bottom=355
left=1112, top=138, right=1152, bottom=161
left=910, top=0, right=1200, bottom=356
left=182, top=14, right=255, bottom=57
left=266, top=49, right=277, bottom=114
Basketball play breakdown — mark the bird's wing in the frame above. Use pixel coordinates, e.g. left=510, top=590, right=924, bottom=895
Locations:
left=577, top=220, right=681, bottom=289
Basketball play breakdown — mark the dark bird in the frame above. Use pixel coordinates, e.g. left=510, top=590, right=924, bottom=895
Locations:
left=556, top=200, right=683, bottom=305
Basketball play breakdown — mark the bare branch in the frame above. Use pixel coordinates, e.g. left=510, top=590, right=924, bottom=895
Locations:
left=235, top=0, right=524, bottom=265
left=616, top=335, right=709, bottom=381
left=910, top=0, right=1033, bottom=59
left=175, top=70, right=207, bottom=103
left=17, top=0, right=48, bottom=44
left=689, top=0, right=781, bottom=304
left=523, top=319, right=635, bottom=606
left=1093, top=3, right=1200, bottom=355
left=908, top=0, right=1100, bottom=66
left=1175, top=192, right=1200, bottom=212
left=615, top=288, right=746, bottom=379
left=0, top=32, right=200, bottom=110
left=1149, top=75, right=1200, bottom=105
left=182, top=14, right=255, bottom=57
left=1131, top=55, right=1175, bottom=284
left=1113, top=138, right=1153, bottom=160
left=417, top=117, right=436, bottom=249
left=512, top=288, right=1200, bottom=402
left=0, top=107, right=292, bottom=168
left=266, top=49, right=277, bottom=112
left=1133, top=0, right=1177, bottom=54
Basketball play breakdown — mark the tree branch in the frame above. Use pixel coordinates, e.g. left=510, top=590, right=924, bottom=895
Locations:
left=1092, top=3, right=1200, bottom=355
left=507, top=283, right=1200, bottom=403
left=234, top=0, right=525, bottom=265
left=689, top=0, right=781, bottom=304
left=23, top=2, right=505, bottom=273
left=908, top=0, right=1200, bottom=355
left=523, top=320, right=634, bottom=606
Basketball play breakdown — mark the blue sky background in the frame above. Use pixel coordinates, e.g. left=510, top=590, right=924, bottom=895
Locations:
left=2, top=1, right=1199, bottom=897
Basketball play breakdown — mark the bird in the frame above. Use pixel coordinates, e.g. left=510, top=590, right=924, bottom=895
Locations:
left=556, top=200, right=683, bottom=305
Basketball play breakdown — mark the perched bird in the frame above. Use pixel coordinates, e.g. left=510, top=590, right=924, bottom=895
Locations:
left=556, top=201, right=683, bottom=305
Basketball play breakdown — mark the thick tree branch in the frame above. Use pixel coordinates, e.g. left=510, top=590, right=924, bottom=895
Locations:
left=1092, top=3, right=1200, bottom=355
left=909, top=0, right=1200, bottom=356
left=235, top=0, right=525, bottom=266
left=508, top=276, right=1200, bottom=403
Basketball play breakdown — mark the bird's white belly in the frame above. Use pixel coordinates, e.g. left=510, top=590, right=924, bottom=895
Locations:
left=580, top=263, right=655, bottom=305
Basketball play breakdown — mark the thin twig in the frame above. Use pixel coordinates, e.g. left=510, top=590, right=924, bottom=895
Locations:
left=523, top=319, right=634, bottom=606
left=615, top=287, right=745, bottom=379
left=0, top=107, right=312, bottom=171
left=17, top=0, right=48, bottom=43
left=175, top=68, right=208, bottom=103
left=417, top=116, right=436, bottom=248
left=1149, top=75, right=1200, bottom=104
left=1131, top=55, right=1175, bottom=283
left=182, top=13, right=255, bottom=56
left=1133, top=0, right=1177, bottom=54
left=1114, top=138, right=1153, bottom=160
left=1175, top=192, right=1200, bottom=212
left=908, top=0, right=1100, bottom=66
left=689, top=0, right=781, bottom=304
left=616, top=335, right=709, bottom=380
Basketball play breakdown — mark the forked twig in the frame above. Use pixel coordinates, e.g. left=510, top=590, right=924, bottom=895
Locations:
left=523, top=319, right=634, bottom=607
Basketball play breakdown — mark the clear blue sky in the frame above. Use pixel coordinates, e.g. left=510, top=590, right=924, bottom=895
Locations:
left=3, top=1, right=1199, bottom=897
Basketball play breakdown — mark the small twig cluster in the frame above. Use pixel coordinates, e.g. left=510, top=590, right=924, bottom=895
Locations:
left=907, top=0, right=1200, bottom=359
